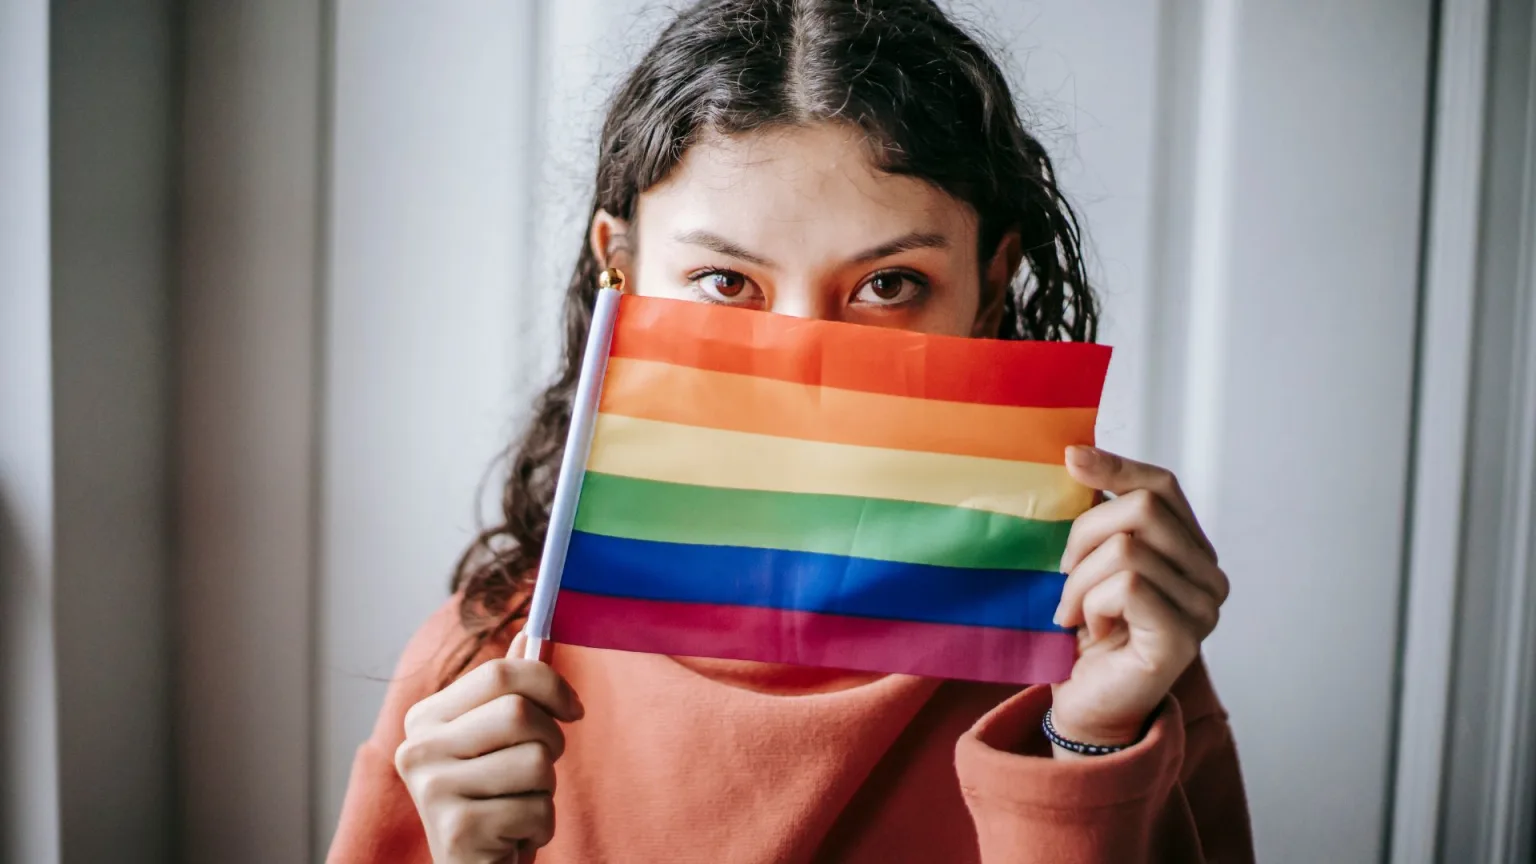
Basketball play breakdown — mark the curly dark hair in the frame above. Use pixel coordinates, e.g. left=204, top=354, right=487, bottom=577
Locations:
left=445, top=0, right=1100, bottom=678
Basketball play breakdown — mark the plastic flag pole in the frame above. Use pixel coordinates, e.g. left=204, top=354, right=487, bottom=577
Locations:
left=521, top=286, right=623, bottom=661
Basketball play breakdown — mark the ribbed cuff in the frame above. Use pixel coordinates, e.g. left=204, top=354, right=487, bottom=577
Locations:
left=955, top=685, right=1185, bottom=811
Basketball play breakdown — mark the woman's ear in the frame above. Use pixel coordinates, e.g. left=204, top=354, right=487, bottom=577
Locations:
left=590, top=209, right=635, bottom=274
left=974, top=229, right=1023, bottom=337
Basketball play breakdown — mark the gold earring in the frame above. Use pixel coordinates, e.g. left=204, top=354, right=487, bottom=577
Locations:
left=598, top=267, right=626, bottom=292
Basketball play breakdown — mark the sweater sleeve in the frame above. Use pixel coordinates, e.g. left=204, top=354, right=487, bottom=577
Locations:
left=326, top=596, right=511, bottom=864
left=954, top=659, right=1253, bottom=864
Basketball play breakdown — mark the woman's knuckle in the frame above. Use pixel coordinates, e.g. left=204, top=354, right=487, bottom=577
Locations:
left=1064, top=517, right=1091, bottom=549
left=402, top=701, right=428, bottom=737
left=504, top=742, right=557, bottom=792
left=1187, top=597, right=1218, bottom=633
left=522, top=740, right=554, bottom=776
left=437, top=805, right=476, bottom=848
left=536, top=752, right=559, bottom=788
left=1140, top=465, right=1177, bottom=496
left=488, top=659, right=519, bottom=693
left=1179, top=630, right=1202, bottom=662
left=394, top=738, right=427, bottom=774
left=499, top=693, right=530, bottom=727
left=526, top=796, right=557, bottom=847
left=1108, top=531, right=1136, bottom=558
left=416, top=769, right=455, bottom=803
left=393, top=739, right=412, bottom=771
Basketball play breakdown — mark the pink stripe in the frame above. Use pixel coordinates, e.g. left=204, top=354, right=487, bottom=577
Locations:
left=551, top=591, right=1076, bottom=686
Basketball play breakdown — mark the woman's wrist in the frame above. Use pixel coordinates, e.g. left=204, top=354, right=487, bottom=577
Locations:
left=1043, top=707, right=1147, bottom=759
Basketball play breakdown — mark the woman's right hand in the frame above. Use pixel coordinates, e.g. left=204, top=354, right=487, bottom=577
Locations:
left=395, top=632, right=584, bottom=863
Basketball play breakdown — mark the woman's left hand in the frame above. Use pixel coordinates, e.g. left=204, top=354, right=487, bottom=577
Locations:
left=1047, top=445, right=1230, bottom=755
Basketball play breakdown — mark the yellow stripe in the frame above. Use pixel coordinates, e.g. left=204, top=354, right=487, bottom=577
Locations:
left=587, top=414, right=1093, bottom=522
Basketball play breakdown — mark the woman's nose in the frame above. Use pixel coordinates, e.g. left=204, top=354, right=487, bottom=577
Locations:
left=768, top=283, right=837, bottom=322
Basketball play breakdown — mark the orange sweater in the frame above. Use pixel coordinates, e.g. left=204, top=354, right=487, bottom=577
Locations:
left=328, top=597, right=1253, bottom=863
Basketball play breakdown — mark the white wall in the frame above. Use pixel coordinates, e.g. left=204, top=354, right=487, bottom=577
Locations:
left=1194, top=3, right=1431, bottom=858
left=317, top=1, right=537, bottom=847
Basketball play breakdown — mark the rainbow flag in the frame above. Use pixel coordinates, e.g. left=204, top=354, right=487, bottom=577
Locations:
left=538, top=293, right=1110, bottom=685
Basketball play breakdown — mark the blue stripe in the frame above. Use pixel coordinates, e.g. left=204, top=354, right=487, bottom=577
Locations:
left=562, top=530, right=1068, bottom=633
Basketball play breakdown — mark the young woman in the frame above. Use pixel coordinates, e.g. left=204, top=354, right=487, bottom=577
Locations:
left=328, top=1, right=1252, bottom=861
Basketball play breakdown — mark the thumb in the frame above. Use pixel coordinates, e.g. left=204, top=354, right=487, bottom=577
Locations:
left=1065, top=445, right=1127, bottom=490
left=507, top=628, right=529, bottom=660
left=508, top=627, right=552, bottom=663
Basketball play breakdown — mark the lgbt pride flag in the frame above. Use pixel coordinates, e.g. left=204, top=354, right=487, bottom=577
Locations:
left=524, top=290, right=1111, bottom=686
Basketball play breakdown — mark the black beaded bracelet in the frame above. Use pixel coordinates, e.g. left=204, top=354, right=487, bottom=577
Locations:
left=1041, top=708, right=1135, bottom=756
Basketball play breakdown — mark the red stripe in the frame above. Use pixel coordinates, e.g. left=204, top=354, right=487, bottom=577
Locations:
left=609, top=294, right=1112, bottom=409
left=551, top=591, right=1076, bottom=686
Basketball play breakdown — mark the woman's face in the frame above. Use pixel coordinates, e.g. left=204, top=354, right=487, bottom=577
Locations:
left=591, top=123, right=1019, bottom=337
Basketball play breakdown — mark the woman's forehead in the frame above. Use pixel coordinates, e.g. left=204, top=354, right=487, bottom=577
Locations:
left=636, top=125, right=979, bottom=261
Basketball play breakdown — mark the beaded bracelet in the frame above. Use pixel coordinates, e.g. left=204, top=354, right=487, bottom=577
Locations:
left=1041, top=707, right=1135, bottom=756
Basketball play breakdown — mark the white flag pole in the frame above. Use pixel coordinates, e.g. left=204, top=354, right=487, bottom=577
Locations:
left=521, top=285, right=623, bottom=661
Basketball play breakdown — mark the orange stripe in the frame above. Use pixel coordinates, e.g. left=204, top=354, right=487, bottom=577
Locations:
left=599, top=357, right=1096, bottom=463
left=608, top=294, right=1112, bottom=408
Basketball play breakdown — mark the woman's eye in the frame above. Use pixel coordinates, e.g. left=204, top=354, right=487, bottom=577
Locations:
left=689, top=269, right=762, bottom=305
left=853, top=271, right=927, bottom=306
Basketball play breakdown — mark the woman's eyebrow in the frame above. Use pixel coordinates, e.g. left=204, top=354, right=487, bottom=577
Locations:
left=848, top=231, right=949, bottom=263
left=673, top=230, right=775, bottom=267
left=673, top=229, right=949, bottom=267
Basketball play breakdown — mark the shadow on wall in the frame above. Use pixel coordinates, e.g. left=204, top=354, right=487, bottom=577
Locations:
left=0, top=484, right=59, bottom=862
left=0, top=488, right=34, bottom=857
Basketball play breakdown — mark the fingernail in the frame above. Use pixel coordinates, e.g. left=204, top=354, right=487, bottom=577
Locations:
left=1066, top=445, right=1099, bottom=470
left=1052, top=605, right=1065, bottom=627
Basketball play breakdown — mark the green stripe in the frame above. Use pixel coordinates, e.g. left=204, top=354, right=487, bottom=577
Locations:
left=574, top=472, right=1072, bottom=572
